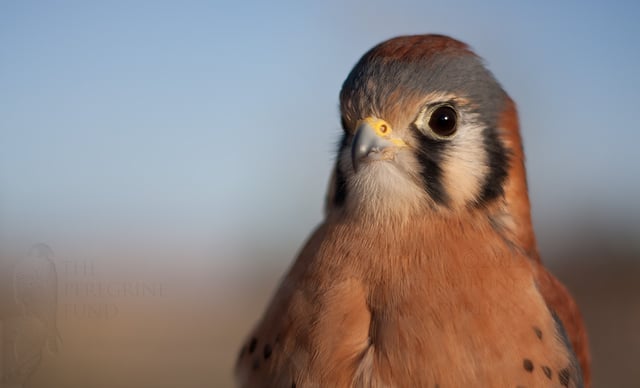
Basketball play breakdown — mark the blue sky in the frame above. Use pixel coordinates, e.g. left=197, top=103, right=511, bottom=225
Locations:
left=1, top=1, right=639, bottom=266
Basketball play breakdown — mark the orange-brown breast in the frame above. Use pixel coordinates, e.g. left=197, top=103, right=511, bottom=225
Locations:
left=236, top=214, right=584, bottom=387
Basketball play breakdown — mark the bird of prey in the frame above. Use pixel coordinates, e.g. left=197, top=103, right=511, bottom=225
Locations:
left=235, top=34, right=590, bottom=387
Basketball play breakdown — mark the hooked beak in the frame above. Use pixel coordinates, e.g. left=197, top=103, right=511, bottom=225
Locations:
left=350, top=118, right=405, bottom=172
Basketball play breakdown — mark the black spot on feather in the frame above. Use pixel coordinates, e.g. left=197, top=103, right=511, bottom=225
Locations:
left=248, top=337, right=257, bottom=354
left=533, top=326, right=543, bottom=340
left=263, top=344, right=272, bottom=359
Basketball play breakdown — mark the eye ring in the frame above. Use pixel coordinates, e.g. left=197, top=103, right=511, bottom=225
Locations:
left=428, top=105, right=458, bottom=137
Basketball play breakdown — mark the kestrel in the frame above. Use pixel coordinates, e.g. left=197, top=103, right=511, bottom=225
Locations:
left=235, top=34, right=590, bottom=387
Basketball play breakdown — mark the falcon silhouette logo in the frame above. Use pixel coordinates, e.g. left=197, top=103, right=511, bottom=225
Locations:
left=1, top=243, right=60, bottom=388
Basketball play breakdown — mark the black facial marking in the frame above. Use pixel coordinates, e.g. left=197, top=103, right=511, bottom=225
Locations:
left=291, top=383, right=296, bottom=388
left=542, top=366, right=552, bottom=380
left=475, top=126, right=509, bottom=206
left=533, top=326, right=543, bottom=340
left=415, top=129, right=449, bottom=205
left=334, top=167, right=348, bottom=206
left=559, top=368, right=570, bottom=387
left=249, top=337, right=257, bottom=354
left=340, top=116, right=349, bottom=131
left=333, top=133, right=350, bottom=207
left=523, top=358, right=534, bottom=372
left=263, top=344, right=272, bottom=359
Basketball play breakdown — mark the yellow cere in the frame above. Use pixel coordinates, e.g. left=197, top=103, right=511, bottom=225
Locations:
left=362, top=117, right=407, bottom=147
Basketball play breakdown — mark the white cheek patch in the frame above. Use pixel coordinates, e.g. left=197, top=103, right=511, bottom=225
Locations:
left=440, top=116, right=489, bottom=208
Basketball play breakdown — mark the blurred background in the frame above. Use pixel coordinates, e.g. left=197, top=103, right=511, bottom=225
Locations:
left=1, top=1, right=639, bottom=387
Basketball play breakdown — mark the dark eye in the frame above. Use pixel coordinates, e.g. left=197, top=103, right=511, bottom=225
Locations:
left=428, top=106, right=457, bottom=137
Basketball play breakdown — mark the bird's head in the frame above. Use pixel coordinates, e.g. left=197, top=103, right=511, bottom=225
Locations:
left=326, top=35, right=535, bottom=252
